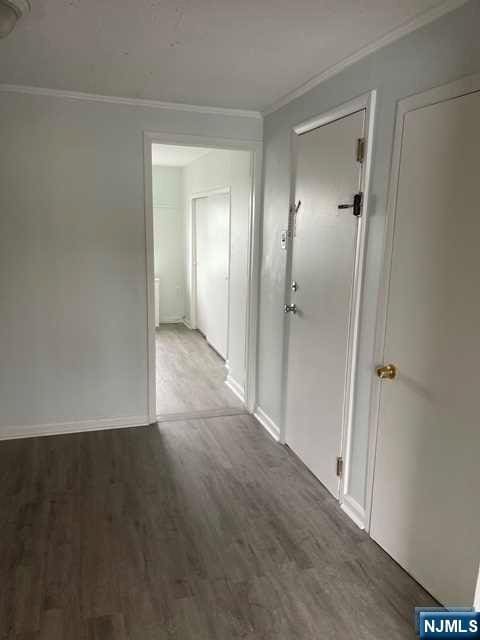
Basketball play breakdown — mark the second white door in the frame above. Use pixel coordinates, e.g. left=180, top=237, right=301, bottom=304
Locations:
left=195, top=192, right=230, bottom=359
left=370, top=87, right=480, bottom=606
left=285, top=110, right=365, bottom=498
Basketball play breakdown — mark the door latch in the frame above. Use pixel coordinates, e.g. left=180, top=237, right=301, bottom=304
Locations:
left=284, top=304, right=297, bottom=314
left=338, top=192, right=363, bottom=217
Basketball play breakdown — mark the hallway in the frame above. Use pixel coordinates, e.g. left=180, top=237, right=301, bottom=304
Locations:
left=0, top=414, right=435, bottom=639
left=156, top=324, right=244, bottom=418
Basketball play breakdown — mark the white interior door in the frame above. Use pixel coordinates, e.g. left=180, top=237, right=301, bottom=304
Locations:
left=370, top=88, right=480, bottom=606
left=285, top=110, right=364, bottom=498
left=195, top=192, right=230, bottom=359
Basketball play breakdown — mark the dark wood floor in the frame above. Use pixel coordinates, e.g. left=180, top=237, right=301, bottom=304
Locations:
left=156, top=324, right=244, bottom=418
left=0, top=414, right=435, bottom=639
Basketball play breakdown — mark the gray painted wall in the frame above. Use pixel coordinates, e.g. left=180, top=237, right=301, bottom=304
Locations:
left=257, top=0, right=480, bottom=508
left=0, top=93, right=261, bottom=432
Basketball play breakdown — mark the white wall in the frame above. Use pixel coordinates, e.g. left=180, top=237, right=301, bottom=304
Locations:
left=183, top=149, right=252, bottom=392
left=152, top=166, right=185, bottom=323
left=258, top=0, right=480, bottom=513
left=0, top=90, right=261, bottom=435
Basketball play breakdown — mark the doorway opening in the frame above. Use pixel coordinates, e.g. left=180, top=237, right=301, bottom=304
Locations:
left=144, top=138, right=259, bottom=422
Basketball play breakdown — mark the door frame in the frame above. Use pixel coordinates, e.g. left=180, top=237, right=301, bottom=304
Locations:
left=190, top=187, right=232, bottom=363
left=281, top=91, right=376, bottom=527
left=143, top=131, right=262, bottom=419
left=365, top=73, right=480, bottom=532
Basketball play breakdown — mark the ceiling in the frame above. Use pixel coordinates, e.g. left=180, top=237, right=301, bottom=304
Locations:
left=152, top=144, right=212, bottom=167
left=0, top=0, right=456, bottom=111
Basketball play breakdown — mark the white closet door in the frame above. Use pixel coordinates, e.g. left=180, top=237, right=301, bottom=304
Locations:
left=195, top=193, right=230, bottom=359
left=371, top=89, right=480, bottom=605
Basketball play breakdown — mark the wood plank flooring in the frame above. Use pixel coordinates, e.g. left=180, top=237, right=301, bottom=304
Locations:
left=0, top=414, right=435, bottom=639
left=156, top=324, right=244, bottom=417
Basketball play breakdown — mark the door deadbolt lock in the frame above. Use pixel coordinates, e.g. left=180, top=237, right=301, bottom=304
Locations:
left=338, top=192, right=363, bottom=217
left=284, top=304, right=297, bottom=314
left=376, top=363, right=397, bottom=380
left=291, top=281, right=298, bottom=291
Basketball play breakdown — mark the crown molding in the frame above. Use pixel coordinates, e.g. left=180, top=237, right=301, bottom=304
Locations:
left=0, top=83, right=262, bottom=119
left=263, top=0, right=469, bottom=116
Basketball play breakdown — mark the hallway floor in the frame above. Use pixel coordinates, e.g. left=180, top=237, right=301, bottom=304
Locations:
left=156, top=324, right=244, bottom=419
left=0, top=414, right=434, bottom=639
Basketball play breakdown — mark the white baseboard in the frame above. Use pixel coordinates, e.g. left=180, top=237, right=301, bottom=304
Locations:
left=0, top=415, right=150, bottom=441
left=182, top=318, right=194, bottom=330
left=341, top=494, right=366, bottom=530
left=158, top=316, right=184, bottom=325
left=225, top=374, right=245, bottom=404
left=253, top=406, right=280, bottom=442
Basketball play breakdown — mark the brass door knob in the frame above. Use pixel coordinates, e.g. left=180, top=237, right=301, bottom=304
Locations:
left=376, top=364, right=397, bottom=380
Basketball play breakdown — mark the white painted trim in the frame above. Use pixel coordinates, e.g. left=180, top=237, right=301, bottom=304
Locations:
left=341, top=495, right=366, bottom=530
left=144, top=137, right=157, bottom=423
left=182, top=318, right=194, bottom=330
left=189, top=198, right=199, bottom=331
left=225, top=374, right=245, bottom=405
left=144, top=132, right=262, bottom=420
left=364, top=73, right=480, bottom=533
left=144, top=131, right=262, bottom=150
left=293, top=93, right=370, bottom=134
left=474, top=565, right=480, bottom=611
left=0, top=83, right=262, bottom=119
left=253, top=407, right=280, bottom=442
left=279, top=91, right=376, bottom=528
left=339, top=91, right=376, bottom=526
left=190, top=187, right=231, bottom=200
left=157, top=317, right=185, bottom=324
left=244, top=145, right=263, bottom=413
left=263, top=0, right=469, bottom=116
left=0, top=415, right=150, bottom=441
left=396, top=71, right=480, bottom=116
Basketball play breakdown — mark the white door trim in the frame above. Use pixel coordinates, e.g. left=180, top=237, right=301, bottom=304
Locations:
left=190, top=187, right=232, bottom=362
left=143, top=131, right=262, bottom=420
left=281, top=91, right=376, bottom=529
left=365, top=73, right=480, bottom=533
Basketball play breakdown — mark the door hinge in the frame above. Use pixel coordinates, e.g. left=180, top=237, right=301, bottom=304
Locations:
left=336, top=456, right=344, bottom=477
left=356, top=137, right=365, bottom=163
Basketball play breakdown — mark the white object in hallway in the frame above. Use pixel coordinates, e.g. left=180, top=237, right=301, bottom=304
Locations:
left=284, top=109, right=364, bottom=498
left=195, top=192, right=230, bottom=359
left=370, top=82, right=480, bottom=606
